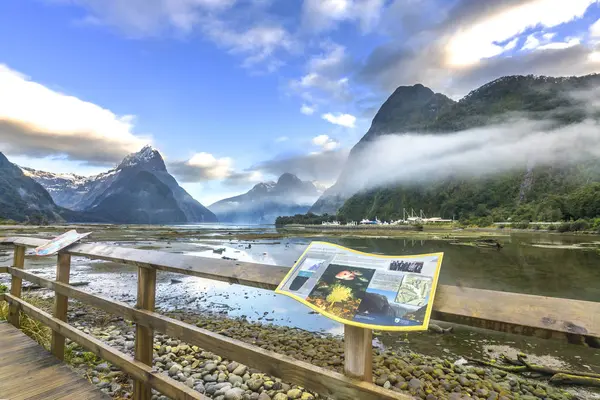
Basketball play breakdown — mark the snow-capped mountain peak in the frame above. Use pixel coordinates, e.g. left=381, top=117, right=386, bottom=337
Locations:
left=117, top=145, right=165, bottom=170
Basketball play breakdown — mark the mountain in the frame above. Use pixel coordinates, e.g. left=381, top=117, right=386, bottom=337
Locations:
left=0, top=152, right=68, bottom=223
left=309, top=84, right=456, bottom=215
left=310, top=74, right=600, bottom=223
left=23, top=146, right=217, bottom=224
left=210, top=173, right=321, bottom=224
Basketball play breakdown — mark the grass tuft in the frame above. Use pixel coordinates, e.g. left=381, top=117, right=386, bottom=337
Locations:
left=0, top=296, right=53, bottom=350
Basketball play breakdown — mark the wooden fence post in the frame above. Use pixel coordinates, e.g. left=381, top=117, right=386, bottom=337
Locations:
left=8, top=245, right=26, bottom=328
left=134, top=266, right=157, bottom=400
left=344, top=325, right=373, bottom=382
left=51, top=252, right=71, bottom=360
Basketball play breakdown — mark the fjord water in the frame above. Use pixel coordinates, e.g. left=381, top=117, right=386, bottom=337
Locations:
left=324, top=233, right=600, bottom=302
left=1, top=224, right=599, bottom=385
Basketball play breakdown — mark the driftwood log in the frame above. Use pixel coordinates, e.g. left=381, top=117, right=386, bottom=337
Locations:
left=467, top=354, right=600, bottom=388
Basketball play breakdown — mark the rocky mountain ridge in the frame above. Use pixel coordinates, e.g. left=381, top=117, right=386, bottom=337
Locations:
left=21, top=146, right=217, bottom=224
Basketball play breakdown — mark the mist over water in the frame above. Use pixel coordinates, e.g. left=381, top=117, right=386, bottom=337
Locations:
left=346, top=116, right=600, bottom=193
left=335, top=87, right=600, bottom=193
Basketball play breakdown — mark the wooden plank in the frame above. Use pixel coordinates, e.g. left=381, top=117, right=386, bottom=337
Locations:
left=6, top=268, right=408, bottom=400
left=10, top=267, right=141, bottom=320
left=4, top=237, right=600, bottom=340
left=0, top=266, right=8, bottom=274
left=134, top=266, right=156, bottom=400
left=0, top=322, right=108, bottom=400
left=343, top=325, right=373, bottom=382
left=3, top=294, right=206, bottom=400
left=4, top=237, right=287, bottom=290
left=432, top=285, right=600, bottom=339
left=51, top=252, right=71, bottom=360
left=9, top=245, right=25, bottom=327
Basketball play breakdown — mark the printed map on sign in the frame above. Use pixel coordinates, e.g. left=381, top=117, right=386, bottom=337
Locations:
left=34, top=230, right=92, bottom=257
left=276, top=242, right=443, bottom=331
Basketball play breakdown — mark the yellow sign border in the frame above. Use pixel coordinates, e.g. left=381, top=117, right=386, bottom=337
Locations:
left=275, top=241, right=444, bottom=331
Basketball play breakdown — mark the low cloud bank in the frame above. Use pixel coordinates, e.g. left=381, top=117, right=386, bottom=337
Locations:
left=346, top=116, right=600, bottom=194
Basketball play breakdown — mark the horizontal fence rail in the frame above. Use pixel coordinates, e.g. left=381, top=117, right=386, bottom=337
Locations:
left=1, top=236, right=599, bottom=400
left=3, top=293, right=206, bottom=400
left=0, top=236, right=417, bottom=400
left=3, top=267, right=405, bottom=400
left=3, top=236, right=599, bottom=341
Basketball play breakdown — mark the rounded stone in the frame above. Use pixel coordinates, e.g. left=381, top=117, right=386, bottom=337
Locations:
left=408, top=378, right=423, bottom=391
left=168, top=364, right=182, bottom=376
left=233, top=365, right=248, bottom=376
left=247, top=378, right=264, bottom=391
left=224, top=388, right=245, bottom=400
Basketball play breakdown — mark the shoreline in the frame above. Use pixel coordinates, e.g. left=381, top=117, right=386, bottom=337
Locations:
left=3, top=295, right=588, bottom=400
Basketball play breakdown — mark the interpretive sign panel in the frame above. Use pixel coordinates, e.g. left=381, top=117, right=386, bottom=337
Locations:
left=34, top=230, right=92, bottom=256
left=276, top=242, right=443, bottom=331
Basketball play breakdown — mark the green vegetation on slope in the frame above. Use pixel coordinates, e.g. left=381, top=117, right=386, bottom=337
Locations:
left=339, top=164, right=600, bottom=224
left=331, top=74, right=600, bottom=224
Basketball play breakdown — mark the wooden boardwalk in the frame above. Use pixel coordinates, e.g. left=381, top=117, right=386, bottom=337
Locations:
left=0, top=322, right=108, bottom=400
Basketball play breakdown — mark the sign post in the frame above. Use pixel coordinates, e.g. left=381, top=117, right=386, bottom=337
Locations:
left=344, top=325, right=373, bottom=381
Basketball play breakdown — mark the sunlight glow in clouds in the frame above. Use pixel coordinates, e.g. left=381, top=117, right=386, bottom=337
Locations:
left=322, top=112, right=356, bottom=127
left=446, top=0, right=595, bottom=66
left=0, top=64, right=147, bottom=163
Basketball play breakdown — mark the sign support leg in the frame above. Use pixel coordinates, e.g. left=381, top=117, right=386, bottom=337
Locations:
left=343, top=324, right=373, bottom=382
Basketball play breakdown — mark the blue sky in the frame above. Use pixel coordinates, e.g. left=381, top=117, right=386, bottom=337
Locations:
left=1, top=0, right=600, bottom=204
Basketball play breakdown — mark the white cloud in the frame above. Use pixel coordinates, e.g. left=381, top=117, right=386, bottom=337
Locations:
left=591, top=17, right=600, bottom=38
left=62, top=0, right=236, bottom=36
left=202, top=21, right=293, bottom=69
left=307, top=42, right=347, bottom=75
left=522, top=33, right=581, bottom=52
left=322, top=112, right=356, bottom=128
left=292, top=73, right=352, bottom=102
left=251, top=148, right=349, bottom=182
left=51, top=1, right=292, bottom=71
left=361, top=1, right=600, bottom=100
left=300, top=104, right=316, bottom=115
left=169, top=152, right=267, bottom=186
left=301, top=0, right=385, bottom=33
left=0, top=64, right=148, bottom=164
left=537, top=37, right=581, bottom=50
left=446, top=0, right=596, bottom=66
left=312, top=134, right=340, bottom=150
left=186, top=152, right=232, bottom=179
left=289, top=42, right=355, bottom=108
left=522, top=34, right=541, bottom=50
left=503, top=38, right=519, bottom=51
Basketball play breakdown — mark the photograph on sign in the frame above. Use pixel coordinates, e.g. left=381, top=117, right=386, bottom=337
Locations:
left=275, top=241, right=443, bottom=331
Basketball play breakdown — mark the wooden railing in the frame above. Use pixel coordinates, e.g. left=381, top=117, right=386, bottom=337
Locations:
left=1, top=236, right=599, bottom=400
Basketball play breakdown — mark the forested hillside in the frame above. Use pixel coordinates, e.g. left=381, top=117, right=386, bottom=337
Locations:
left=315, top=74, right=600, bottom=224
